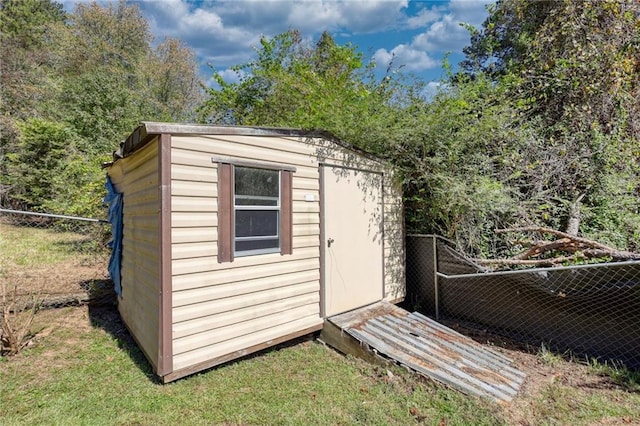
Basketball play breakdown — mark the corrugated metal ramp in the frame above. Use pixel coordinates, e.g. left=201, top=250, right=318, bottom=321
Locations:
left=322, top=302, right=525, bottom=402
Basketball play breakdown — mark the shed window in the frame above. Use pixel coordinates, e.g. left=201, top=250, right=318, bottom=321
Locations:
left=234, top=167, right=280, bottom=255
left=217, top=162, right=293, bottom=262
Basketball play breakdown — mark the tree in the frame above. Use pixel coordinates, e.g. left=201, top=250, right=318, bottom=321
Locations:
left=59, top=0, right=151, bottom=75
left=0, top=0, right=204, bottom=215
left=147, top=38, right=203, bottom=121
left=199, top=30, right=409, bottom=153
left=397, top=73, right=522, bottom=255
left=459, top=0, right=640, bottom=251
left=463, top=0, right=640, bottom=142
left=54, top=1, right=204, bottom=146
left=199, top=30, right=525, bottom=255
left=0, top=0, right=64, bottom=49
left=51, top=1, right=152, bottom=147
left=3, top=119, right=79, bottom=210
left=460, top=0, right=554, bottom=77
left=0, top=0, right=66, bottom=206
left=0, top=0, right=66, bottom=121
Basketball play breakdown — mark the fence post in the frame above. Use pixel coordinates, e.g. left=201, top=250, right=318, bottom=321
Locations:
left=432, top=235, right=439, bottom=320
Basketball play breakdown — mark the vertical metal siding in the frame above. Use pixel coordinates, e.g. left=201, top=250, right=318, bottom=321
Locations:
left=157, top=134, right=173, bottom=376
left=107, top=140, right=161, bottom=370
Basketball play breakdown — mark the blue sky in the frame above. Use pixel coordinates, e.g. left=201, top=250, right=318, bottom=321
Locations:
left=63, top=1, right=492, bottom=87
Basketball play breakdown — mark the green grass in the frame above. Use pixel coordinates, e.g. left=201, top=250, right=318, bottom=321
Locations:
left=0, top=223, right=98, bottom=267
left=0, top=306, right=502, bottom=425
left=587, top=358, right=640, bottom=392
left=519, top=349, right=640, bottom=425
left=3, top=222, right=639, bottom=425
left=529, top=381, right=640, bottom=425
left=537, top=343, right=565, bottom=368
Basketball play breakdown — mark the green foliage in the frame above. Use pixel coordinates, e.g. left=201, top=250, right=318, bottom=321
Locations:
left=1, top=119, right=105, bottom=217
left=0, top=0, right=65, bottom=49
left=147, top=38, right=203, bottom=121
left=3, top=119, right=77, bottom=209
left=461, top=0, right=554, bottom=77
left=0, top=0, right=203, bottom=216
left=456, top=0, right=640, bottom=254
left=62, top=0, right=151, bottom=74
left=0, top=0, right=65, bottom=125
left=59, top=70, right=141, bottom=148
left=42, top=156, right=106, bottom=218
left=2, top=0, right=636, bottom=259
left=199, top=30, right=407, bottom=153
left=397, top=74, right=521, bottom=255
left=199, top=23, right=640, bottom=256
left=581, top=172, right=640, bottom=252
left=52, top=1, right=154, bottom=149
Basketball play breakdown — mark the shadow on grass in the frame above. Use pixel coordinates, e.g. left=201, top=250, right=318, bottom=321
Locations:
left=86, top=279, right=160, bottom=384
left=85, top=279, right=320, bottom=385
left=52, top=234, right=110, bottom=261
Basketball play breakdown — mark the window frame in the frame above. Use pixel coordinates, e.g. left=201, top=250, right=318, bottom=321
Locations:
left=216, top=158, right=294, bottom=263
left=233, top=166, right=281, bottom=257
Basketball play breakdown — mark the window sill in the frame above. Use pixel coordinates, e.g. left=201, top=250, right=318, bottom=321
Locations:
left=234, top=247, right=281, bottom=257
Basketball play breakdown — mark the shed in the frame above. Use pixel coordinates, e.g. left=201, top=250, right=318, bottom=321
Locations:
left=104, top=122, right=405, bottom=382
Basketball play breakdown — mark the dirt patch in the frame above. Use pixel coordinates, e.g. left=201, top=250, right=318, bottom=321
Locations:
left=500, top=347, right=640, bottom=425
left=0, top=220, right=110, bottom=308
left=1, top=245, right=109, bottom=308
left=443, top=321, right=640, bottom=425
left=2, top=260, right=108, bottom=302
left=1, top=307, right=91, bottom=377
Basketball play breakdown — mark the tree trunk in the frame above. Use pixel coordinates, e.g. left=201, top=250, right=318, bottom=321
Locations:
left=565, top=193, right=585, bottom=236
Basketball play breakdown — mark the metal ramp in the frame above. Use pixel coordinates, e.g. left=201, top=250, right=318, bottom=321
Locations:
left=321, top=302, right=525, bottom=402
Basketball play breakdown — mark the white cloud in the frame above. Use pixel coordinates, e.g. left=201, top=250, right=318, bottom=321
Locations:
left=411, top=0, right=492, bottom=53
left=411, top=14, right=470, bottom=52
left=373, top=45, right=439, bottom=72
left=406, top=6, right=445, bottom=29
left=421, top=80, right=446, bottom=100
left=448, top=0, right=492, bottom=27
left=217, top=68, right=246, bottom=85
left=274, top=1, right=409, bottom=34
left=287, top=2, right=343, bottom=31
left=139, top=1, right=262, bottom=69
left=136, top=0, right=416, bottom=76
left=377, top=0, right=492, bottom=73
left=180, top=8, right=224, bottom=33
left=65, top=0, right=491, bottom=79
left=204, top=68, right=246, bottom=89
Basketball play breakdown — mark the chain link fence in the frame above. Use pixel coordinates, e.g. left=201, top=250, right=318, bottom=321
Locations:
left=0, top=208, right=112, bottom=309
left=406, top=234, right=640, bottom=370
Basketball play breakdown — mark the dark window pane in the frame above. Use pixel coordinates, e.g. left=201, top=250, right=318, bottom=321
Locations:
left=236, top=238, right=279, bottom=252
left=235, top=167, right=279, bottom=198
left=235, top=196, right=278, bottom=206
left=235, top=210, right=278, bottom=237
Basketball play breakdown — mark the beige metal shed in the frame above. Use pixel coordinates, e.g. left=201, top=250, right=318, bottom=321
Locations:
left=105, top=122, right=405, bottom=382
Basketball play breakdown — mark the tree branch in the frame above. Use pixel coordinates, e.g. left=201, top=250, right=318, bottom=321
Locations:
left=496, top=226, right=616, bottom=251
left=473, top=255, right=580, bottom=267
left=488, top=226, right=640, bottom=265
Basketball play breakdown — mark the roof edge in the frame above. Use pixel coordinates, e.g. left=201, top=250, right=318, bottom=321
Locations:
left=104, top=121, right=384, bottom=167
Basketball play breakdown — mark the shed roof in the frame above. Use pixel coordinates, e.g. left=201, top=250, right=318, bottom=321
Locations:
left=105, top=121, right=382, bottom=167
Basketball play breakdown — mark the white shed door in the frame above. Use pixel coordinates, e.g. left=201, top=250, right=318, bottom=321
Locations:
left=322, top=165, right=383, bottom=317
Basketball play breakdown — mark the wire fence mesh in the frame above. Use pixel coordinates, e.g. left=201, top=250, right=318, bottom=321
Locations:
left=407, top=234, right=640, bottom=370
left=0, top=208, right=112, bottom=309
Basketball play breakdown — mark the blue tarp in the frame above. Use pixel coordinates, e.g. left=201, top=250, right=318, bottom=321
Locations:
left=104, top=175, right=123, bottom=296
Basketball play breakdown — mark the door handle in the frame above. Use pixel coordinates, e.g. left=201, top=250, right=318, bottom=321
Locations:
left=327, top=238, right=335, bottom=247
